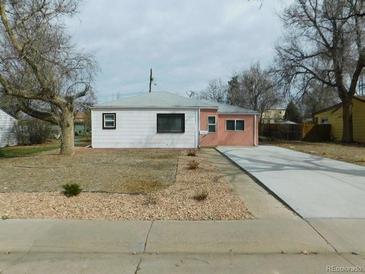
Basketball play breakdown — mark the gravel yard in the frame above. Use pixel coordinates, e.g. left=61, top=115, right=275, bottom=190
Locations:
left=0, top=149, right=252, bottom=220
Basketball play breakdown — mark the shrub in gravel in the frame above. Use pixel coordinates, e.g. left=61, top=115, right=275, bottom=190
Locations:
left=187, top=149, right=197, bottom=157
left=192, top=190, right=208, bottom=201
left=143, top=194, right=157, bottom=206
left=187, top=160, right=199, bottom=170
left=62, top=184, right=82, bottom=198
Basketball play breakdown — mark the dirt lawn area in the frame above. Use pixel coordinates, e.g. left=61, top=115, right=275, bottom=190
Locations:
left=0, top=148, right=178, bottom=193
left=0, top=148, right=251, bottom=221
left=272, top=141, right=365, bottom=166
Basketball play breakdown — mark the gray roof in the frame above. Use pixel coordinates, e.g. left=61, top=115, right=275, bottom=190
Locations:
left=93, top=92, right=258, bottom=115
left=0, top=108, right=17, bottom=120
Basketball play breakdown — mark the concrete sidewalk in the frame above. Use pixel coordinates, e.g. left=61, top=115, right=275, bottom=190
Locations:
left=0, top=219, right=333, bottom=254
left=1, top=219, right=365, bottom=273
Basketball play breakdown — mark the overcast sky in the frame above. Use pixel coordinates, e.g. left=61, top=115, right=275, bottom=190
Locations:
left=67, top=0, right=291, bottom=103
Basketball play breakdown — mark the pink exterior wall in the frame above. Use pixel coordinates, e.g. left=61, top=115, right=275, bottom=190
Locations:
left=199, top=109, right=258, bottom=147
left=200, top=109, right=220, bottom=147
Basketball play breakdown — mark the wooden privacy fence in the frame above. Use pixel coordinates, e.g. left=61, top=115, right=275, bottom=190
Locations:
left=302, top=123, right=332, bottom=142
left=260, top=123, right=331, bottom=142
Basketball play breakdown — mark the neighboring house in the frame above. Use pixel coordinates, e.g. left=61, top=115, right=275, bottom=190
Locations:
left=0, top=108, right=17, bottom=148
left=313, top=96, right=365, bottom=143
left=74, top=112, right=90, bottom=136
left=261, top=109, right=286, bottom=124
left=91, top=92, right=259, bottom=148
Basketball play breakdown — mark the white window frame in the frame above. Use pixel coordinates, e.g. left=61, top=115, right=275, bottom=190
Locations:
left=225, top=119, right=245, bottom=131
left=207, top=116, right=217, bottom=133
left=103, top=113, right=116, bottom=129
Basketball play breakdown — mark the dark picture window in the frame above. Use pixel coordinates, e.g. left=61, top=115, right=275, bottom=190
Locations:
left=226, top=120, right=245, bottom=131
left=157, top=114, right=185, bottom=133
left=103, top=113, right=116, bottom=129
left=208, top=116, right=216, bottom=133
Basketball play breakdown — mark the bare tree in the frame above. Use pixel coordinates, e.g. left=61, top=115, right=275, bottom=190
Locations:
left=198, top=79, right=228, bottom=103
left=227, top=63, right=281, bottom=121
left=0, top=0, right=96, bottom=155
left=275, top=0, right=365, bottom=142
left=300, top=82, right=339, bottom=118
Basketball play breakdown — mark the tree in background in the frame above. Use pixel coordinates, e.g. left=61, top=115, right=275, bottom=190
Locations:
left=0, top=0, right=96, bottom=155
left=227, top=63, right=282, bottom=121
left=284, top=101, right=302, bottom=123
left=300, top=82, right=339, bottom=119
left=227, top=76, right=240, bottom=105
left=275, top=0, right=365, bottom=142
left=198, top=79, right=228, bottom=103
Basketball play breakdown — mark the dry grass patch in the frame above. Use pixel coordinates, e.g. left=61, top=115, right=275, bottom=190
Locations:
left=272, top=141, right=365, bottom=166
left=0, top=148, right=178, bottom=193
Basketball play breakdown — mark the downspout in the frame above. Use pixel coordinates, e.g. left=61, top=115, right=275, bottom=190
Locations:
left=254, top=114, right=258, bottom=146
left=197, top=107, right=201, bottom=148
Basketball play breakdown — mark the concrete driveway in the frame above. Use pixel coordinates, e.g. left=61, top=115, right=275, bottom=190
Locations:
left=217, top=146, right=365, bottom=218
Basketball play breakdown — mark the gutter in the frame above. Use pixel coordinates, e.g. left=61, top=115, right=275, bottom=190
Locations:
left=218, top=112, right=260, bottom=115
left=197, top=108, right=201, bottom=149
left=253, top=115, right=257, bottom=146
left=90, top=106, right=218, bottom=111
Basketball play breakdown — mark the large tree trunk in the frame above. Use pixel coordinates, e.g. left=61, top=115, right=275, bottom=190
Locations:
left=342, top=99, right=353, bottom=143
left=60, top=109, right=75, bottom=155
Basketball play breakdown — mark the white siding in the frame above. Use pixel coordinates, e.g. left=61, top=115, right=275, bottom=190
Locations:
left=0, top=109, right=17, bottom=148
left=91, top=109, right=199, bottom=148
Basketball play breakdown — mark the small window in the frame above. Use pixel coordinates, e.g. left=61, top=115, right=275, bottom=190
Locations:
left=321, top=118, right=329, bottom=124
left=103, top=113, right=116, bottom=129
left=157, top=114, right=185, bottom=133
left=208, top=116, right=216, bottom=133
left=236, top=120, right=245, bottom=131
left=226, top=120, right=245, bottom=131
left=226, top=120, right=236, bottom=131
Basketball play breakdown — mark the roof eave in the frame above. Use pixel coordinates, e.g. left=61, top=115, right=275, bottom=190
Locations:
left=218, top=112, right=259, bottom=115
left=91, top=106, right=206, bottom=110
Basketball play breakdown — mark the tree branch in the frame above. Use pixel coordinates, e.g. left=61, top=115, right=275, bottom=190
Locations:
left=16, top=101, right=58, bottom=124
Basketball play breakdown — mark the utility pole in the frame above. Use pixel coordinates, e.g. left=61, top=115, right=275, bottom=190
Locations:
left=149, top=68, right=153, bottom=93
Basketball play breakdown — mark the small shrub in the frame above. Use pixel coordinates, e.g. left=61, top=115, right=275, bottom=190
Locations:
left=1, top=215, right=9, bottom=220
left=192, top=190, right=208, bottom=201
left=14, top=118, right=51, bottom=145
left=62, top=184, right=82, bottom=197
left=143, top=194, right=157, bottom=206
left=187, top=160, right=200, bottom=170
left=187, top=149, right=197, bottom=157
